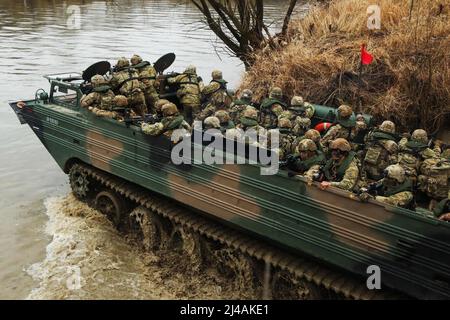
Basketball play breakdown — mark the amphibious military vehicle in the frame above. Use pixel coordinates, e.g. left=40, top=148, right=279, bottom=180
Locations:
left=9, top=58, right=450, bottom=300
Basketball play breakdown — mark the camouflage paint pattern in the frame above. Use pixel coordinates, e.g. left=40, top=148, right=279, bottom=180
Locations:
left=9, top=79, right=450, bottom=299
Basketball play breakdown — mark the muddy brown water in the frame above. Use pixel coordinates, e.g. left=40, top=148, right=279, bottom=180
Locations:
left=0, top=0, right=310, bottom=299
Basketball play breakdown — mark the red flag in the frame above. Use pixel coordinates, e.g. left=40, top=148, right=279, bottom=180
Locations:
left=361, top=44, right=374, bottom=65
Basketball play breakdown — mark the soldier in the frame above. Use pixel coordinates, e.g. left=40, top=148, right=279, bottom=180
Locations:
left=418, top=157, right=450, bottom=204
left=203, top=116, right=222, bottom=132
left=286, top=139, right=325, bottom=181
left=229, top=89, right=253, bottom=125
left=91, top=95, right=128, bottom=120
left=214, top=110, right=235, bottom=134
left=281, top=96, right=314, bottom=136
left=167, top=65, right=202, bottom=124
left=141, top=102, right=191, bottom=140
left=303, top=129, right=324, bottom=152
left=110, top=57, right=147, bottom=117
left=203, top=116, right=225, bottom=141
left=321, top=105, right=356, bottom=152
left=398, top=129, right=437, bottom=180
left=81, top=74, right=115, bottom=110
left=259, top=87, right=286, bottom=129
left=269, top=117, right=296, bottom=161
left=236, top=106, right=265, bottom=146
left=154, top=99, right=170, bottom=119
left=201, top=70, right=231, bottom=111
left=359, top=164, right=414, bottom=209
left=319, top=138, right=359, bottom=191
left=362, top=120, right=399, bottom=181
left=130, top=54, right=156, bottom=76
left=433, top=190, right=450, bottom=221
left=139, top=70, right=159, bottom=112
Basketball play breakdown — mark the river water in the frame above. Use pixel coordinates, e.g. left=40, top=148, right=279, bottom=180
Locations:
left=0, top=0, right=308, bottom=299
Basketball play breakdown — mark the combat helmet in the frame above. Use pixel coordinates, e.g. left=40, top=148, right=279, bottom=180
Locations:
left=269, top=87, right=283, bottom=100
left=161, top=103, right=179, bottom=117
left=91, top=75, right=106, bottom=88
left=384, top=164, right=406, bottom=183
left=184, top=65, right=197, bottom=75
left=297, top=117, right=311, bottom=129
left=212, top=70, right=223, bottom=80
left=305, top=129, right=321, bottom=142
left=290, top=96, right=304, bottom=107
left=298, top=139, right=317, bottom=152
left=131, top=54, right=143, bottom=66
left=242, top=106, right=258, bottom=120
left=214, top=110, right=230, bottom=124
left=278, top=117, right=292, bottom=129
left=379, top=120, right=396, bottom=134
left=116, top=57, right=130, bottom=70
left=240, top=89, right=253, bottom=101
left=336, top=104, right=355, bottom=128
left=411, top=129, right=428, bottom=144
left=337, top=105, right=353, bottom=119
left=114, top=95, right=128, bottom=108
left=330, top=138, right=352, bottom=152
left=204, top=116, right=220, bottom=129
left=155, top=99, right=170, bottom=113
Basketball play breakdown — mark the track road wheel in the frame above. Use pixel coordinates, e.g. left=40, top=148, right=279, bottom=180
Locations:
left=170, top=226, right=204, bottom=271
left=95, top=190, right=126, bottom=227
left=69, top=164, right=91, bottom=200
left=214, top=249, right=256, bottom=292
left=130, top=206, right=171, bottom=251
left=271, top=269, right=325, bottom=300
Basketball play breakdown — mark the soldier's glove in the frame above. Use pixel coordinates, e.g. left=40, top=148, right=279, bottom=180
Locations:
left=359, top=191, right=372, bottom=203
left=439, top=213, right=450, bottom=222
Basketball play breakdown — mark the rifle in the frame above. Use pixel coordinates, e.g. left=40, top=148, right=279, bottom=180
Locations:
left=359, top=182, right=384, bottom=196
left=144, top=114, right=161, bottom=124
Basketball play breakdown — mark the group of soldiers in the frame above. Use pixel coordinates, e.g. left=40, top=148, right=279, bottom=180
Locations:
left=79, top=55, right=450, bottom=221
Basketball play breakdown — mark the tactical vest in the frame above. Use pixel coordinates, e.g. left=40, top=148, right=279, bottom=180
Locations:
left=383, top=179, right=413, bottom=197
left=112, top=69, right=140, bottom=95
left=323, top=152, right=356, bottom=181
left=260, top=98, right=286, bottom=129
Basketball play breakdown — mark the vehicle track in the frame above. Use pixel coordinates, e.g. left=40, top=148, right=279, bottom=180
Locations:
left=72, top=162, right=406, bottom=300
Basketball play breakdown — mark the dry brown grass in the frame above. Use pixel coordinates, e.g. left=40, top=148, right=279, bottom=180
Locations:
left=240, top=0, right=450, bottom=133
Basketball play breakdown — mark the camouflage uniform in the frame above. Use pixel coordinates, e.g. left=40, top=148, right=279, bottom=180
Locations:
left=81, top=75, right=115, bottom=111
left=433, top=190, right=450, bottom=219
left=288, top=139, right=325, bottom=180
left=321, top=105, right=356, bottom=152
left=322, top=138, right=359, bottom=191
left=259, top=87, right=286, bottom=129
left=200, top=70, right=231, bottom=116
left=214, top=110, right=235, bottom=135
left=418, top=157, right=450, bottom=201
left=229, top=89, right=253, bottom=125
left=110, top=57, right=147, bottom=117
left=139, top=70, right=159, bottom=113
left=90, top=95, right=128, bottom=120
left=271, top=118, right=297, bottom=161
left=141, top=102, right=191, bottom=139
left=130, top=54, right=159, bottom=109
left=236, top=107, right=265, bottom=147
left=398, top=129, right=437, bottom=180
left=362, top=121, right=399, bottom=181
left=373, top=165, right=414, bottom=209
left=280, top=96, right=314, bottom=136
left=167, top=65, right=201, bottom=124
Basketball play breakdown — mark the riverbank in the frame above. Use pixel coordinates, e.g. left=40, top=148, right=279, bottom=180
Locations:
left=240, top=0, right=449, bottom=133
